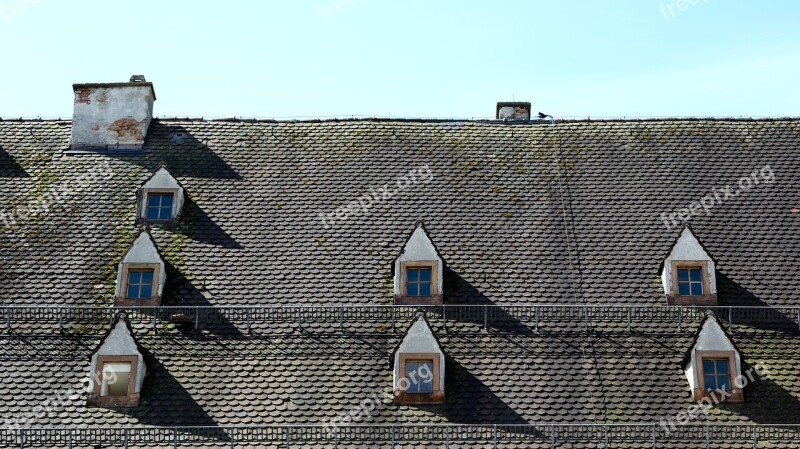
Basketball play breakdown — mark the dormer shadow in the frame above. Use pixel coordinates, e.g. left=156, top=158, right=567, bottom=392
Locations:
left=0, top=145, right=28, bottom=177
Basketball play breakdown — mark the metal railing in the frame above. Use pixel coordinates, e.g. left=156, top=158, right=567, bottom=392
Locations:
left=2, top=424, right=799, bottom=448
left=1, top=304, right=799, bottom=334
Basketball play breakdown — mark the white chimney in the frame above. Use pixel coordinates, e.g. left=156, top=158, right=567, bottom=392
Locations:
left=496, top=102, right=531, bottom=121
left=69, top=75, right=156, bottom=151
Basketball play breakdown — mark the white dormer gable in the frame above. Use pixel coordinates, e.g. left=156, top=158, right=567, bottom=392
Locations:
left=660, top=226, right=717, bottom=305
left=114, top=231, right=167, bottom=304
left=137, top=166, right=184, bottom=224
left=682, top=312, right=744, bottom=402
left=393, top=314, right=445, bottom=364
left=88, top=318, right=146, bottom=394
left=391, top=313, right=445, bottom=404
left=393, top=223, right=444, bottom=304
left=87, top=316, right=146, bottom=407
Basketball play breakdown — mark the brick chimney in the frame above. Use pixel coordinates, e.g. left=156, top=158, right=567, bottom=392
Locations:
left=69, top=75, right=156, bottom=151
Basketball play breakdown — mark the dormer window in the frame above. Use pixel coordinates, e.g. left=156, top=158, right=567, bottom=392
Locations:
left=98, top=358, right=136, bottom=397
left=391, top=312, right=445, bottom=405
left=394, top=223, right=445, bottom=305
left=145, top=192, right=175, bottom=221
left=87, top=315, right=146, bottom=408
left=660, top=226, right=717, bottom=305
left=676, top=265, right=705, bottom=296
left=701, top=358, right=731, bottom=392
left=124, top=267, right=157, bottom=299
left=137, top=166, right=184, bottom=226
left=401, top=358, right=436, bottom=394
left=114, top=231, right=166, bottom=307
left=682, top=311, right=744, bottom=403
left=404, top=264, right=435, bottom=297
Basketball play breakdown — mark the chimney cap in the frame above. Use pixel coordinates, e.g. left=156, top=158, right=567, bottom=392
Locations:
left=130, top=75, right=147, bottom=82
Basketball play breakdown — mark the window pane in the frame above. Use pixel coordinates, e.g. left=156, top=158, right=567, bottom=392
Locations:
left=146, top=193, right=174, bottom=220
left=141, top=271, right=154, bottom=285
left=405, top=362, right=419, bottom=393
left=715, top=360, right=729, bottom=374
left=704, top=375, right=717, bottom=390
left=106, top=370, right=131, bottom=396
left=418, top=361, right=433, bottom=393
left=419, top=268, right=431, bottom=282
left=404, top=360, right=434, bottom=394
left=690, top=268, right=702, bottom=281
left=407, top=269, right=418, bottom=282
left=677, top=269, right=689, bottom=281
left=407, top=283, right=419, bottom=296
left=702, top=360, right=715, bottom=373
left=690, top=282, right=703, bottom=296
left=103, top=362, right=132, bottom=397
left=419, top=283, right=431, bottom=296
left=717, top=377, right=729, bottom=391
left=128, top=271, right=141, bottom=284
left=139, top=285, right=152, bottom=298
left=678, top=283, right=690, bottom=296
left=127, top=285, right=139, bottom=299
left=106, top=362, right=131, bottom=373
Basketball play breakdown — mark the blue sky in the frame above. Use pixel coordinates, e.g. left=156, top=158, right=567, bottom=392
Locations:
left=0, top=0, right=798, bottom=119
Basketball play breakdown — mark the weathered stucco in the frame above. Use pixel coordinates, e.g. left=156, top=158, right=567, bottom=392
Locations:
left=114, top=232, right=167, bottom=297
left=70, top=83, right=155, bottom=149
left=661, top=227, right=716, bottom=297
left=87, top=320, right=146, bottom=394
left=394, top=224, right=443, bottom=296
left=393, top=317, right=445, bottom=390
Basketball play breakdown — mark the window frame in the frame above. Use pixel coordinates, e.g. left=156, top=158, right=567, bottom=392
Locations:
left=124, top=268, right=156, bottom=300
left=694, top=350, right=743, bottom=403
left=395, top=352, right=443, bottom=405
left=88, top=355, right=140, bottom=407
left=671, top=261, right=710, bottom=299
left=405, top=266, right=434, bottom=297
left=700, top=357, right=731, bottom=392
left=676, top=266, right=704, bottom=296
left=402, top=359, right=436, bottom=394
left=398, top=261, right=440, bottom=304
left=696, top=351, right=734, bottom=392
left=141, top=188, right=179, bottom=223
left=116, top=263, right=160, bottom=307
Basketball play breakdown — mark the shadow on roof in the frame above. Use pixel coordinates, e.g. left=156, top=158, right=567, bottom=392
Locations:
left=717, top=272, right=800, bottom=333
left=105, top=122, right=241, bottom=180
left=180, top=194, right=242, bottom=249
left=720, top=367, right=800, bottom=426
left=434, top=358, right=529, bottom=424
left=161, top=260, right=245, bottom=338
left=0, top=146, right=28, bottom=177
left=0, top=333, right=97, bottom=360
left=117, top=351, right=231, bottom=442
left=443, top=270, right=534, bottom=334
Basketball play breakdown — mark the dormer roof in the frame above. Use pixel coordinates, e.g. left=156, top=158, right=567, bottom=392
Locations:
left=660, top=225, right=716, bottom=272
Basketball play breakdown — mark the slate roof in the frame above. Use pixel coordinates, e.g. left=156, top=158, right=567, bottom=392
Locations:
left=0, top=118, right=797, bottom=307
left=1, top=310, right=800, bottom=448
left=1, top=117, right=800, bottom=447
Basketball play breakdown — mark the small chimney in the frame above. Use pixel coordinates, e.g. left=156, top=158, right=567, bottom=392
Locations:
left=69, top=75, right=156, bottom=151
left=496, top=102, right=531, bottom=121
